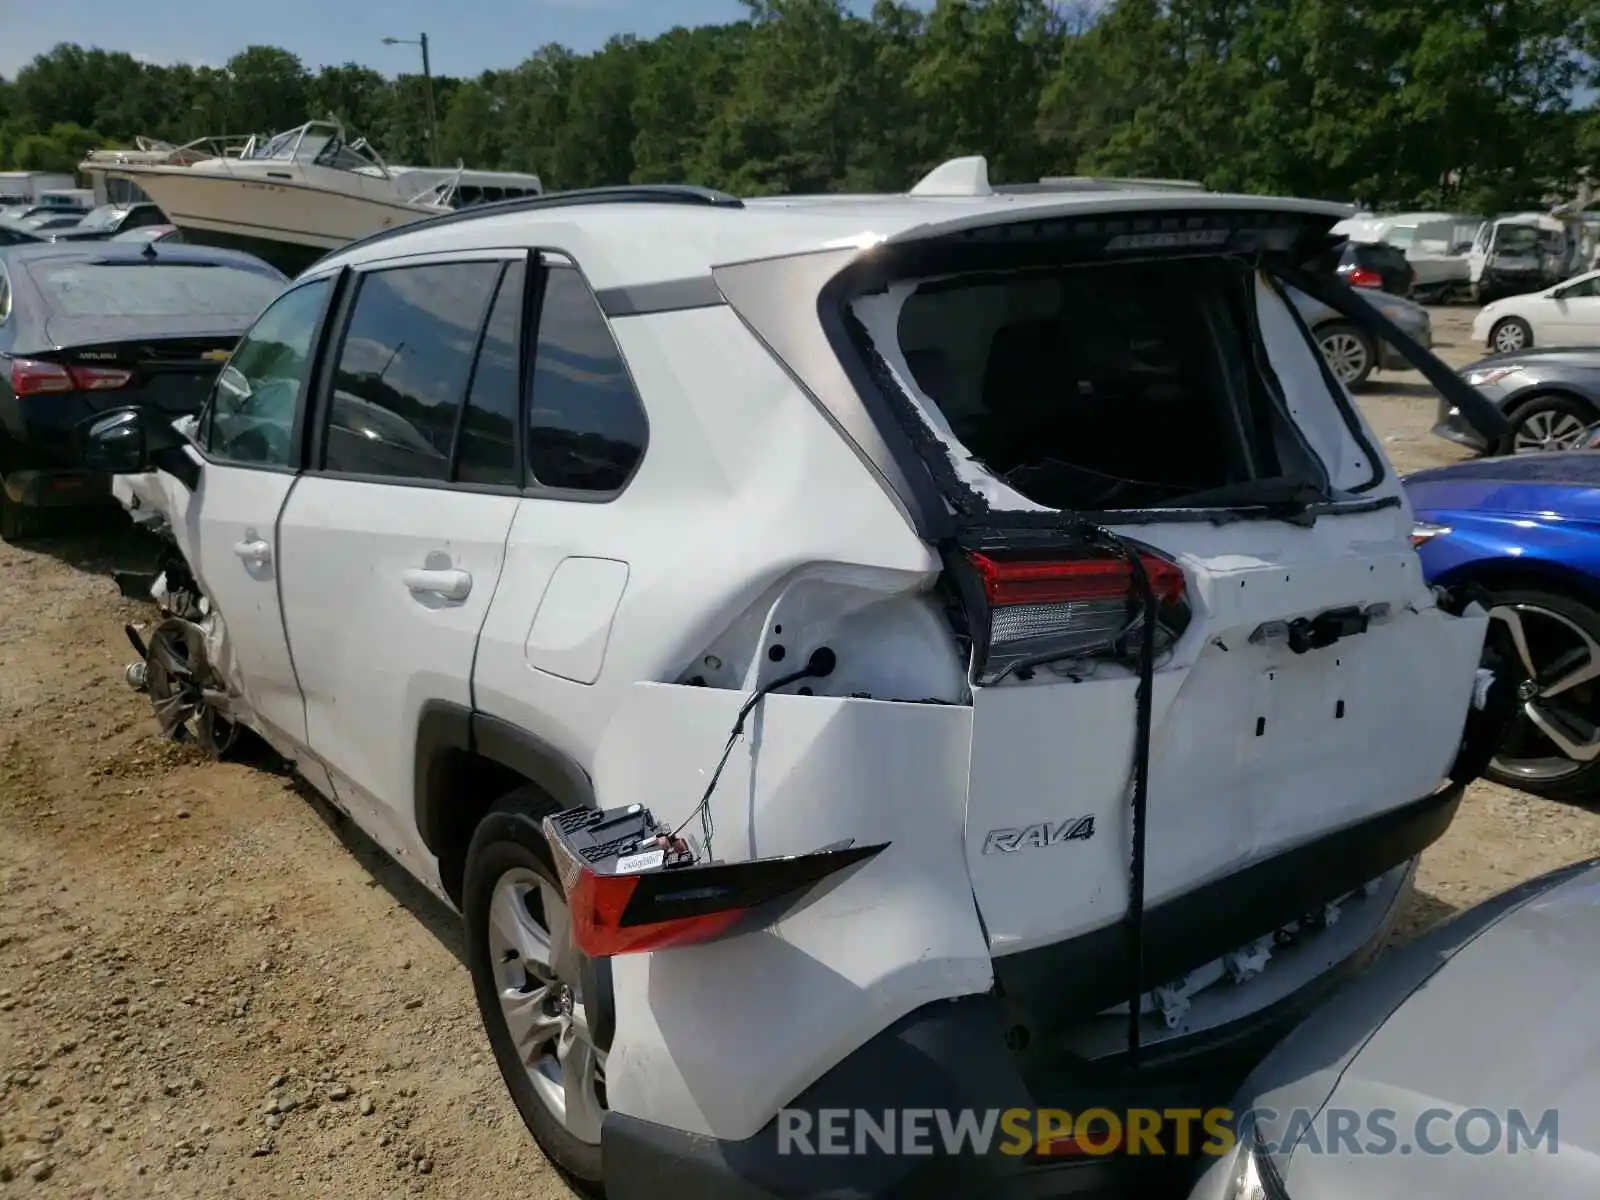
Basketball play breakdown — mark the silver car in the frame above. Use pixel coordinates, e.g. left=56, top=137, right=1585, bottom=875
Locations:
left=1190, top=857, right=1600, bottom=1199
left=1290, top=287, right=1434, bottom=389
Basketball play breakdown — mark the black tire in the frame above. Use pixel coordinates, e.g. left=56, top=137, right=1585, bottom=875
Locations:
left=0, top=480, right=54, bottom=542
left=1503, top=392, right=1596, bottom=456
left=1489, top=316, right=1533, bottom=354
left=463, top=786, right=605, bottom=1190
left=1314, top=321, right=1377, bottom=389
left=1481, top=585, right=1600, bottom=804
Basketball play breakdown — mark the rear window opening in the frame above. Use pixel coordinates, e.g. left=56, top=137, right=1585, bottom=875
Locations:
left=849, top=256, right=1337, bottom=514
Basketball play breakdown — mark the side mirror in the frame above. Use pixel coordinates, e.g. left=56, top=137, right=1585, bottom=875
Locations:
left=78, top=406, right=190, bottom=475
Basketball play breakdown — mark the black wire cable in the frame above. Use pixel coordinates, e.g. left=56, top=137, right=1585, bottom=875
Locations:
left=672, top=648, right=838, bottom=860
left=1113, top=539, right=1158, bottom=1066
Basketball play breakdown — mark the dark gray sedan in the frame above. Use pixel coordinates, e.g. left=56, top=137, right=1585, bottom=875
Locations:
left=1432, top=347, right=1600, bottom=455
left=1188, top=858, right=1600, bottom=1200
left=1290, top=287, right=1434, bottom=389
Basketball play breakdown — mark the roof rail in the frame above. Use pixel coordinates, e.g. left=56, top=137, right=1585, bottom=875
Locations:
left=995, top=176, right=1209, bottom=195
left=335, top=183, right=745, bottom=258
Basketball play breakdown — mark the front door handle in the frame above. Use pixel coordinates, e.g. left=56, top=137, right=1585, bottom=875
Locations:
left=233, top=538, right=271, bottom=566
left=402, top=567, right=472, bottom=601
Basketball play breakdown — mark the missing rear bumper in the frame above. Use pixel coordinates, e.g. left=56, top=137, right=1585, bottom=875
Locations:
left=990, top=780, right=1463, bottom=1061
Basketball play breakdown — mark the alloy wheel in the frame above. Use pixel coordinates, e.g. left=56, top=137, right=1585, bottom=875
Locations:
left=1489, top=603, right=1600, bottom=782
left=1319, top=331, right=1369, bottom=385
left=485, top=868, right=607, bottom=1145
left=1510, top=408, right=1589, bottom=454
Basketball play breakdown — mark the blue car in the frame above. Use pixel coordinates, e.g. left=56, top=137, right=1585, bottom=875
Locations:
left=1408, top=452, right=1600, bottom=801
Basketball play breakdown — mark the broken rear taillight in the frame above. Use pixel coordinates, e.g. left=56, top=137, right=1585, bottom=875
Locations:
left=964, top=546, right=1190, bottom=683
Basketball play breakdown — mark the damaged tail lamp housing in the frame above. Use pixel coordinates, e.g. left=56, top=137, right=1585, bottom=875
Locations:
left=965, top=545, right=1191, bottom=683
left=542, top=804, right=888, bottom=958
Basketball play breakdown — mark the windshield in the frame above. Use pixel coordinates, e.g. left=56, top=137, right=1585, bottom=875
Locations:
left=25, top=261, right=285, bottom=319
left=1495, top=226, right=1543, bottom=254
left=75, top=205, right=129, bottom=233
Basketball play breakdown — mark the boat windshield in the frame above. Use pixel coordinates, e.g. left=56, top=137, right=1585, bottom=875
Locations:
left=245, top=121, right=387, bottom=176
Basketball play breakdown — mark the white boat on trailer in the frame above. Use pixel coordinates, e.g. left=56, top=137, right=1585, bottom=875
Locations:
left=82, top=120, right=543, bottom=275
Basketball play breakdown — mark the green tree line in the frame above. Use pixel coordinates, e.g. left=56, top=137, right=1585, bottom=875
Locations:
left=1, top=0, right=1596, bottom=212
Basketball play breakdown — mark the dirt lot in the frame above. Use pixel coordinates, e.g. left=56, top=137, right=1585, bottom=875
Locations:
left=4, top=304, right=1599, bottom=1197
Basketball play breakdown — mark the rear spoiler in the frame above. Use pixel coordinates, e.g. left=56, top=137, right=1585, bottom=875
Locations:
left=1268, top=260, right=1510, bottom=441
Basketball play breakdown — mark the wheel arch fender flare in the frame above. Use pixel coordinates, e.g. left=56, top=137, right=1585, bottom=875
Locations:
left=413, top=700, right=596, bottom=861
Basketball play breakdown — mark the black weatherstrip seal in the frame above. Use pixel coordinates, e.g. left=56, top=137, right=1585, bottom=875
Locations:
left=596, top=276, right=727, bottom=318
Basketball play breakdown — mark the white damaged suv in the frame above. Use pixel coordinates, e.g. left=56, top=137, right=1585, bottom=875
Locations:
left=87, top=159, right=1515, bottom=1199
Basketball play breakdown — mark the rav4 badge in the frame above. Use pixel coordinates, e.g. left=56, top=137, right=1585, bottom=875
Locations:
left=982, top=816, right=1096, bottom=855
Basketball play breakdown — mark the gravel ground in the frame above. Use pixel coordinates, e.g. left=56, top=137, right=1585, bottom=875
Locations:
left=3, top=304, right=1599, bottom=1196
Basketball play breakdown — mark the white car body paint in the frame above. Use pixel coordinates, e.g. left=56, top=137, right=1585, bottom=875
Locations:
left=1472, top=270, right=1600, bottom=348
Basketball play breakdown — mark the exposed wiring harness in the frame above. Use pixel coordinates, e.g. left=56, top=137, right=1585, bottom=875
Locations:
left=1064, top=526, right=1159, bottom=1066
left=672, top=647, right=839, bottom=861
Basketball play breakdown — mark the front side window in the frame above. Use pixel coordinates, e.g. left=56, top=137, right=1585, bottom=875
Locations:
left=323, top=261, right=502, bottom=481
left=204, top=276, right=332, bottom=467
left=525, top=263, right=648, bottom=493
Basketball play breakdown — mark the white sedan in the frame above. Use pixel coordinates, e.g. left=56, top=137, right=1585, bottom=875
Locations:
left=1472, top=269, right=1600, bottom=353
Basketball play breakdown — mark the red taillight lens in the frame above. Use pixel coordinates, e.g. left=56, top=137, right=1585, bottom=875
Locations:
left=73, top=365, right=134, bottom=390
left=8, top=357, right=133, bottom=397
left=542, top=807, right=889, bottom=959
left=965, top=547, right=1190, bottom=683
left=10, top=357, right=73, bottom=396
left=1346, top=266, right=1384, bottom=289
left=968, top=548, right=1186, bottom=606
left=567, top=868, right=746, bottom=957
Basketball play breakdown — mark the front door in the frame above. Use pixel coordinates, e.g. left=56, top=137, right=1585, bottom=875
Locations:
left=185, top=275, right=336, bottom=770
left=275, top=252, right=526, bottom=883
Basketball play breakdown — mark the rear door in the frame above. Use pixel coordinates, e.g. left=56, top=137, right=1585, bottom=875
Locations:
left=275, top=250, right=524, bottom=874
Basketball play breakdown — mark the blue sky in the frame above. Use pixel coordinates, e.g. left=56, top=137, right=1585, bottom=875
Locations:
left=1, top=0, right=855, bottom=80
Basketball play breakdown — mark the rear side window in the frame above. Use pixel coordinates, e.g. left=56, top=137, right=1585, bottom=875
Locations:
left=525, top=263, right=648, bottom=492
left=323, top=261, right=502, bottom=481
left=1349, top=243, right=1409, bottom=274
left=25, top=262, right=284, bottom=319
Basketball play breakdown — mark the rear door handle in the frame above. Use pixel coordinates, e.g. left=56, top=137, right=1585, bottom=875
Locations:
left=402, top=567, right=472, bottom=601
left=233, top=538, right=271, bottom=566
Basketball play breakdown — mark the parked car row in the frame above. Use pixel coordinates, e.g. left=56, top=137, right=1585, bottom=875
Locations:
left=0, top=200, right=171, bottom=246
left=0, top=170, right=1589, bottom=1200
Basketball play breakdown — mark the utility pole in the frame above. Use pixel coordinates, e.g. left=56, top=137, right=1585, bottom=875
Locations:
left=382, top=33, right=440, bottom=167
